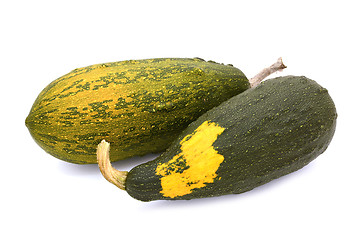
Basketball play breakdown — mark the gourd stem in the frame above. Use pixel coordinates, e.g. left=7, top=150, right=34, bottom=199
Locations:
left=249, top=57, right=287, bottom=88
left=97, top=140, right=128, bottom=190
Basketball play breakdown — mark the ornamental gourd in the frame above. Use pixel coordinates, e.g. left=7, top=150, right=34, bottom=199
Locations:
left=98, top=76, right=337, bottom=201
left=26, top=58, right=254, bottom=164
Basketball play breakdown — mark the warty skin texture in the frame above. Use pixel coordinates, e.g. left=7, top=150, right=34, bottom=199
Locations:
left=26, top=58, right=248, bottom=164
left=125, top=76, right=337, bottom=201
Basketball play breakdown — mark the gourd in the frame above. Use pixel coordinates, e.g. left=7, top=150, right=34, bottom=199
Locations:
left=98, top=75, right=337, bottom=201
left=26, top=58, right=255, bottom=164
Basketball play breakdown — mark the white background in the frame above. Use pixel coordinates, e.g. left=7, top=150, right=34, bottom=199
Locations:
left=1, top=1, right=359, bottom=239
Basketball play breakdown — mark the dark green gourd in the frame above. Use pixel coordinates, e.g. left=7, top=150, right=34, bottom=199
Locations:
left=98, top=75, right=337, bottom=201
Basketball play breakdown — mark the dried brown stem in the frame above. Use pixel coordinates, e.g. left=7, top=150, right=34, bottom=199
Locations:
left=97, top=140, right=128, bottom=190
left=249, top=57, right=287, bottom=88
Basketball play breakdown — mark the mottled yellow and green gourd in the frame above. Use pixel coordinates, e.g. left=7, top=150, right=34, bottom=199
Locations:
left=26, top=58, right=249, bottom=164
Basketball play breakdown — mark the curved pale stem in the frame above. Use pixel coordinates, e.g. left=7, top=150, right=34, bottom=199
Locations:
left=250, top=57, right=287, bottom=88
left=97, top=140, right=128, bottom=190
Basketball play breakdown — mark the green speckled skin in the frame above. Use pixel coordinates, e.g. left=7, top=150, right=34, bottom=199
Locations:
left=26, top=58, right=249, bottom=164
left=125, top=76, right=337, bottom=201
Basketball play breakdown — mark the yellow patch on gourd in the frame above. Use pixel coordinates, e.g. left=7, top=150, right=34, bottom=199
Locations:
left=156, top=121, right=225, bottom=198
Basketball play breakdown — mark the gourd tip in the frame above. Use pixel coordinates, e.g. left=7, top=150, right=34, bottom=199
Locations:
left=277, top=57, right=287, bottom=70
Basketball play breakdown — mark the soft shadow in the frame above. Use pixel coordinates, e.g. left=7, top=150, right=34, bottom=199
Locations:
left=139, top=161, right=318, bottom=209
left=57, top=150, right=319, bottom=207
left=57, top=153, right=161, bottom=177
